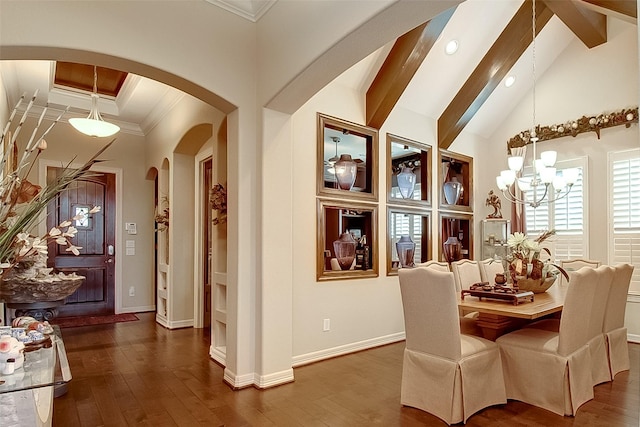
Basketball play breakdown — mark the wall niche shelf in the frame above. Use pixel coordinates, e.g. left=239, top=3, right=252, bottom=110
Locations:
left=317, top=113, right=378, bottom=202
left=317, top=199, right=378, bottom=281
left=438, top=212, right=473, bottom=262
left=438, top=149, right=473, bottom=213
left=387, top=134, right=432, bottom=207
left=387, top=207, right=432, bottom=276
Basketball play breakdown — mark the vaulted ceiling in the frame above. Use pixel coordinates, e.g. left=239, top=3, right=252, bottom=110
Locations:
left=0, top=0, right=636, bottom=144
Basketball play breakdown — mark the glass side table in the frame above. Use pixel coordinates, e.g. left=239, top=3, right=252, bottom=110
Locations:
left=0, top=326, right=71, bottom=395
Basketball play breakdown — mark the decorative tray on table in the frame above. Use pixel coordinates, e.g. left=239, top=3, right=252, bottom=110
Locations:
left=461, top=282, right=534, bottom=305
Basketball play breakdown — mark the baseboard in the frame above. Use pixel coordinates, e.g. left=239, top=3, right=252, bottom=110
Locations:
left=223, top=368, right=255, bottom=389
left=118, top=305, right=155, bottom=314
left=209, top=347, right=226, bottom=366
left=628, top=333, right=640, bottom=344
left=292, top=332, right=406, bottom=367
left=254, top=368, right=295, bottom=389
left=165, top=318, right=194, bottom=329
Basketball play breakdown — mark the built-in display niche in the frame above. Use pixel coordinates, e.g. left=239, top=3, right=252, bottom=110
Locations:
left=439, top=213, right=473, bottom=263
left=387, top=209, right=431, bottom=276
left=317, top=199, right=378, bottom=281
left=387, top=134, right=432, bottom=206
left=439, top=149, right=473, bottom=212
left=317, top=113, right=378, bottom=201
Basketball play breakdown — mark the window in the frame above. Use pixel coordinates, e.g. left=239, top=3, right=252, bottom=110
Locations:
left=525, top=158, right=587, bottom=260
left=609, top=149, right=640, bottom=295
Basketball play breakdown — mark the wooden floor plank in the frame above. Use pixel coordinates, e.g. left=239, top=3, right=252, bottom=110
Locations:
left=52, top=312, right=640, bottom=426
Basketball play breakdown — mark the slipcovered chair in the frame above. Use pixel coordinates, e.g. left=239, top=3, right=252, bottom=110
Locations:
left=559, top=259, right=600, bottom=286
left=413, top=261, right=482, bottom=336
left=478, top=258, right=505, bottom=283
left=450, top=259, right=482, bottom=292
left=398, top=268, right=506, bottom=424
left=524, top=265, right=615, bottom=386
left=604, top=263, right=634, bottom=378
left=496, top=267, right=600, bottom=416
left=415, top=260, right=450, bottom=272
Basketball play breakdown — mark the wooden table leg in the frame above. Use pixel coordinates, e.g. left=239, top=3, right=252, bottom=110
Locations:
left=476, top=313, right=528, bottom=341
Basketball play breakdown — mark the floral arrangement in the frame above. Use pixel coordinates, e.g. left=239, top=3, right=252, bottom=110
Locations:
left=155, top=196, right=169, bottom=232
left=210, top=183, right=227, bottom=225
left=506, top=230, right=568, bottom=284
left=0, top=91, right=112, bottom=283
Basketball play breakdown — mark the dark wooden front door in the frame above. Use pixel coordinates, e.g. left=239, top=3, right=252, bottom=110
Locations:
left=47, top=168, right=116, bottom=317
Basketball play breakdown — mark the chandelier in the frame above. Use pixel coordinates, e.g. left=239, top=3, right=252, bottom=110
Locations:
left=495, top=0, right=578, bottom=208
left=69, top=66, right=120, bottom=138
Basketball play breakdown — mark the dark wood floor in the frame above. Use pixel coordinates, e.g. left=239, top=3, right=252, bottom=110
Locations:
left=53, top=312, right=640, bottom=426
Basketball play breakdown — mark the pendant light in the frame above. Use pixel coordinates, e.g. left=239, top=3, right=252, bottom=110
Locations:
left=495, top=0, right=577, bottom=208
left=69, top=66, right=120, bottom=138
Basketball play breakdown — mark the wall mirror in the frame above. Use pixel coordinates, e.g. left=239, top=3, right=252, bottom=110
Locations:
left=317, top=199, right=378, bottom=281
left=387, top=208, right=431, bottom=276
left=387, top=134, right=431, bottom=206
left=438, top=149, right=473, bottom=212
left=317, top=113, right=378, bottom=201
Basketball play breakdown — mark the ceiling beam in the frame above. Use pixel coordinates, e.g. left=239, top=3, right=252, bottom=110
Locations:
left=544, top=0, right=607, bottom=48
left=581, top=0, right=637, bottom=19
left=437, top=0, right=553, bottom=149
left=365, top=7, right=456, bottom=129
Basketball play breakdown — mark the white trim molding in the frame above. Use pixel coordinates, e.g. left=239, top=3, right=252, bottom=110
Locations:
left=292, top=332, right=406, bottom=368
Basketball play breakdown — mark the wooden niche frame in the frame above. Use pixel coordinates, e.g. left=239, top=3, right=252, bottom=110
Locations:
left=438, top=149, right=473, bottom=213
left=317, top=199, right=378, bottom=281
left=387, top=134, right=432, bottom=207
left=387, top=207, right=432, bottom=276
left=317, top=113, right=378, bottom=201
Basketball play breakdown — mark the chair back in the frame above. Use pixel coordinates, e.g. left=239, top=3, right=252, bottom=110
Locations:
left=587, top=265, right=615, bottom=340
left=398, top=267, right=461, bottom=360
left=603, top=263, right=634, bottom=332
left=415, top=260, right=450, bottom=272
left=451, top=259, right=481, bottom=292
left=478, top=258, right=505, bottom=283
left=560, top=259, right=600, bottom=270
left=557, top=267, right=599, bottom=356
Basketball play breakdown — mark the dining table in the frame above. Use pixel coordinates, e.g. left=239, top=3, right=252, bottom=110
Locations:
left=458, top=283, right=568, bottom=340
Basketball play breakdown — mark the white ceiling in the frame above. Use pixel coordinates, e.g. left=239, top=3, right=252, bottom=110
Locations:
left=0, top=0, right=634, bottom=146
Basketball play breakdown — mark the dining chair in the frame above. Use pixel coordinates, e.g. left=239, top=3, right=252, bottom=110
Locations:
left=450, top=259, right=482, bottom=292
left=496, top=267, right=600, bottom=416
left=415, top=260, right=450, bottom=272
left=478, top=258, right=505, bottom=283
left=398, top=267, right=506, bottom=424
left=524, top=265, right=615, bottom=386
left=603, top=263, right=634, bottom=378
left=559, top=259, right=601, bottom=285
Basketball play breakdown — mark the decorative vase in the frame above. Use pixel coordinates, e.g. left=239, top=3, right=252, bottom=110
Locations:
left=397, top=166, right=416, bottom=199
left=396, top=235, right=416, bottom=268
left=443, top=178, right=463, bottom=205
left=443, top=236, right=462, bottom=263
left=495, top=273, right=507, bottom=285
left=333, top=232, right=357, bottom=270
left=513, top=276, right=556, bottom=293
left=334, top=154, right=357, bottom=191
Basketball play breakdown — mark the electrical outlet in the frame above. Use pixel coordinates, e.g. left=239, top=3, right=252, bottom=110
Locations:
left=129, top=286, right=135, bottom=297
left=323, top=318, right=330, bottom=331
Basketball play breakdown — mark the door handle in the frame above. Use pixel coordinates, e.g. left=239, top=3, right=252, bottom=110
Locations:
left=106, top=258, right=113, bottom=263
left=108, top=244, right=114, bottom=255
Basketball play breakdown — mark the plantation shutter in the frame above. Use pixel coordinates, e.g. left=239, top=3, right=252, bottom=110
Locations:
left=610, top=151, right=640, bottom=294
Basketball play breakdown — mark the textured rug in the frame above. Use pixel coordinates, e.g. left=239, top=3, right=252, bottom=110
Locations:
left=55, top=313, right=139, bottom=328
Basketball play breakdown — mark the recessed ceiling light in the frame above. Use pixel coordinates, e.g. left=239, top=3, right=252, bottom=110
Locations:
left=504, top=75, right=516, bottom=88
left=445, top=40, right=459, bottom=55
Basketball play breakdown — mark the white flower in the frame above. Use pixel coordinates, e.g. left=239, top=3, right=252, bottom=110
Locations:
left=66, top=245, right=82, bottom=256
left=59, top=220, right=72, bottom=228
left=89, top=206, right=101, bottom=214
left=49, top=227, right=62, bottom=237
left=72, top=212, right=85, bottom=221
left=507, top=232, right=527, bottom=249
left=63, top=226, right=78, bottom=238
left=56, top=237, right=68, bottom=245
